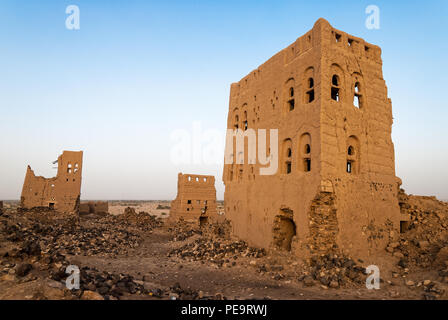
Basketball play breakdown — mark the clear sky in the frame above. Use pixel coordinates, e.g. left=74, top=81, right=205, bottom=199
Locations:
left=0, top=0, right=447, bottom=200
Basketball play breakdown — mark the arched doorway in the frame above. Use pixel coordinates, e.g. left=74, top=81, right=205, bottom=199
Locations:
left=273, top=209, right=296, bottom=251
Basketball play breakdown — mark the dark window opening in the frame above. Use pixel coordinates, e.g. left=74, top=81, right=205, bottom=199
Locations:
left=347, top=161, right=352, bottom=173
left=244, top=120, right=248, bottom=131
left=307, top=90, right=314, bottom=103
left=308, top=78, right=314, bottom=88
left=348, top=146, right=354, bottom=156
left=331, top=87, right=340, bottom=101
left=335, top=33, right=341, bottom=42
left=304, top=158, right=311, bottom=172
left=289, top=87, right=294, bottom=97
left=305, top=144, right=311, bottom=154
left=286, top=162, right=291, bottom=174
left=49, top=203, right=55, bottom=210
left=348, top=38, right=353, bottom=47
left=199, top=216, right=209, bottom=227
left=288, top=99, right=295, bottom=111
left=287, top=148, right=292, bottom=157
left=365, top=46, right=370, bottom=52
left=332, top=75, right=339, bottom=86
left=187, top=200, right=192, bottom=204
left=400, top=221, right=410, bottom=233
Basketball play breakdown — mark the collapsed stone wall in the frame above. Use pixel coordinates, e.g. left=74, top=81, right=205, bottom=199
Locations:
left=306, top=191, right=339, bottom=256
left=170, top=173, right=218, bottom=225
left=20, top=151, right=83, bottom=214
left=79, top=201, right=109, bottom=215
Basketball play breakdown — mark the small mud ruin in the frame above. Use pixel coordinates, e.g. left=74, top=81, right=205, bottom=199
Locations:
left=170, top=173, right=217, bottom=225
left=20, top=151, right=83, bottom=214
left=79, top=201, right=109, bottom=216
left=223, top=18, right=410, bottom=264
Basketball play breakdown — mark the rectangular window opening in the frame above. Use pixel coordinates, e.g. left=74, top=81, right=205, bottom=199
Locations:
left=347, top=161, right=352, bottom=173
left=288, top=99, right=295, bottom=111
left=307, top=90, right=314, bottom=103
left=286, top=162, right=292, bottom=174
left=354, top=95, right=360, bottom=108
left=331, top=87, right=339, bottom=101
left=304, top=159, right=311, bottom=172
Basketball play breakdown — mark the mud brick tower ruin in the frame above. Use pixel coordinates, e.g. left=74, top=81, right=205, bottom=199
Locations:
left=170, top=173, right=218, bottom=225
left=223, top=18, right=409, bottom=262
left=21, top=151, right=83, bottom=213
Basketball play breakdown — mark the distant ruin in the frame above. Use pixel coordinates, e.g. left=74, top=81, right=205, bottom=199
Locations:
left=170, top=173, right=217, bottom=225
left=20, top=151, right=83, bottom=213
left=222, top=18, right=410, bottom=262
left=79, top=201, right=109, bottom=215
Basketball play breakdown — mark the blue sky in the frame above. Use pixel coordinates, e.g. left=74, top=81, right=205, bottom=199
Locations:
left=0, top=0, right=447, bottom=200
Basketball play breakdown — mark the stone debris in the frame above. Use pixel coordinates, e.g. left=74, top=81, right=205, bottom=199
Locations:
left=387, top=193, right=448, bottom=277
left=168, top=237, right=266, bottom=267
left=298, top=254, right=365, bottom=288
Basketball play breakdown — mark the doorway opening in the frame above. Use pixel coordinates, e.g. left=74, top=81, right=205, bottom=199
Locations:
left=273, top=213, right=296, bottom=251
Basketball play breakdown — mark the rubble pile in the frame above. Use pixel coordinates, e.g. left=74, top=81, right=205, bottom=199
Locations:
left=169, top=222, right=201, bottom=241
left=0, top=210, right=200, bottom=300
left=387, top=194, right=448, bottom=276
left=299, top=254, right=366, bottom=289
left=102, top=207, right=162, bottom=232
left=2, top=217, right=140, bottom=257
left=169, top=237, right=266, bottom=267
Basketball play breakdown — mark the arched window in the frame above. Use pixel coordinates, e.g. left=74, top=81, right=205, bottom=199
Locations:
left=299, top=133, right=311, bottom=172
left=307, top=78, right=314, bottom=103
left=288, top=87, right=295, bottom=111
left=283, top=139, right=292, bottom=174
left=353, top=82, right=362, bottom=108
left=284, top=79, right=295, bottom=112
left=346, top=136, right=360, bottom=174
left=243, top=111, right=248, bottom=131
left=331, top=75, right=340, bottom=102
left=304, top=67, right=315, bottom=103
left=234, top=114, right=239, bottom=129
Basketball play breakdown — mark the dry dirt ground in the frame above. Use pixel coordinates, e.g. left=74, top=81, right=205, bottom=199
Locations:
left=0, top=198, right=447, bottom=300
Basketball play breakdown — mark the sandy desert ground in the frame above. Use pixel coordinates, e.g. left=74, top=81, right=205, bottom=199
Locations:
left=0, top=198, right=447, bottom=300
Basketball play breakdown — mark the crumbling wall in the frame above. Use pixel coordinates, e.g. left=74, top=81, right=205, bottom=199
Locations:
left=222, top=18, right=403, bottom=263
left=306, top=191, right=339, bottom=255
left=79, top=201, right=109, bottom=215
left=170, top=173, right=218, bottom=225
left=20, top=151, right=83, bottom=214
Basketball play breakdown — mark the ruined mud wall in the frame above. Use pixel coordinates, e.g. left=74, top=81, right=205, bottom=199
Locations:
left=79, top=201, right=109, bottom=215
left=223, top=18, right=404, bottom=263
left=20, top=151, right=83, bottom=214
left=170, top=173, right=217, bottom=224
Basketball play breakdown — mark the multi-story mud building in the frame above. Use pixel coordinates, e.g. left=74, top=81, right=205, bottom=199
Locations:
left=223, top=18, right=409, bottom=261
